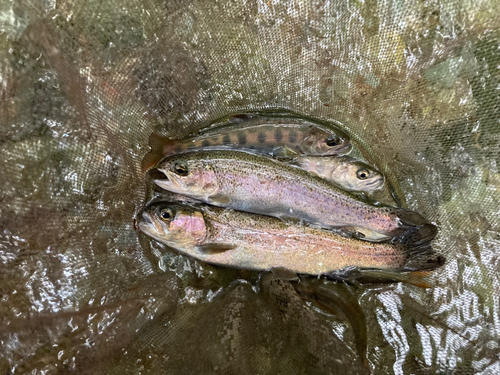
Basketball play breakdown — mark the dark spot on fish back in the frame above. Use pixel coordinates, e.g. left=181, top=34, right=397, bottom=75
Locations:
left=275, top=128, right=283, bottom=143
left=201, top=140, right=211, bottom=147
left=222, top=134, right=231, bottom=144
left=237, top=132, right=247, bottom=145
left=258, top=132, right=266, bottom=144
left=174, top=145, right=183, bottom=153
left=288, top=130, right=297, bottom=143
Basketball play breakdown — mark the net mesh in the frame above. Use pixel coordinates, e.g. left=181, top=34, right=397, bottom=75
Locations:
left=1, top=0, right=500, bottom=373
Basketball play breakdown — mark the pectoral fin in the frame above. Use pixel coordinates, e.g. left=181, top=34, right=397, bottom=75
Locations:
left=273, top=146, right=300, bottom=158
left=209, top=194, right=231, bottom=205
left=197, top=243, right=236, bottom=254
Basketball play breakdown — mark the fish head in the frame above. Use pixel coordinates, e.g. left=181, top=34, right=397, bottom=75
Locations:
left=333, top=160, right=384, bottom=192
left=301, top=127, right=352, bottom=155
left=154, top=155, right=219, bottom=198
left=138, top=202, right=207, bottom=248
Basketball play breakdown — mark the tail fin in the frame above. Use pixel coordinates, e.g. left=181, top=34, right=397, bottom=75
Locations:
left=404, top=271, right=433, bottom=288
left=141, top=133, right=176, bottom=172
left=395, top=224, right=445, bottom=271
left=141, top=150, right=165, bottom=172
left=395, top=208, right=431, bottom=227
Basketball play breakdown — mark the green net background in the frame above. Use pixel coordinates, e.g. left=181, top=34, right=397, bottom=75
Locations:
left=2, top=0, right=500, bottom=373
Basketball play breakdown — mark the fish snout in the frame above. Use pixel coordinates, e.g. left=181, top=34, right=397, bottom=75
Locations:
left=142, top=211, right=153, bottom=225
left=154, top=169, right=186, bottom=192
left=138, top=211, right=164, bottom=238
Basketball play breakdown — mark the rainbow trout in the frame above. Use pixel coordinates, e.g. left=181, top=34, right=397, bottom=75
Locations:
left=286, top=155, right=384, bottom=193
left=138, top=202, right=441, bottom=274
left=141, top=115, right=351, bottom=171
left=154, top=150, right=430, bottom=241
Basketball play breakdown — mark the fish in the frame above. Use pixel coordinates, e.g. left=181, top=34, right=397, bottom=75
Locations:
left=153, top=150, right=431, bottom=241
left=141, top=115, right=351, bottom=171
left=285, top=155, right=385, bottom=194
left=138, top=202, right=443, bottom=275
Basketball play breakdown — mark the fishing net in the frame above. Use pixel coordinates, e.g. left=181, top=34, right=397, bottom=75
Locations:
left=1, top=0, right=499, bottom=373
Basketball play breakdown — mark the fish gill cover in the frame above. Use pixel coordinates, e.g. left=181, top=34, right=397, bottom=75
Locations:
left=1, top=0, right=500, bottom=374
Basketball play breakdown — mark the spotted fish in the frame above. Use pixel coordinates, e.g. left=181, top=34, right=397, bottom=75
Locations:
left=138, top=201, right=442, bottom=275
left=286, top=155, right=385, bottom=193
left=141, top=115, right=351, bottom=171
left=154, top=150, right=432, bottom=242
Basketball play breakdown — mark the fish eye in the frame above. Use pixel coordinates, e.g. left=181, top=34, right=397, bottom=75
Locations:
left=325, top=136, right=339, bottom=147
left=159, top=208, right=174, bottom=221
left=356, top=169, right=370, bottom=180
left=173, top=162, right=188, bottom=176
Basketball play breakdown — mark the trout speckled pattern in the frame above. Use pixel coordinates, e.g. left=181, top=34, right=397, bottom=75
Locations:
left=154, top=150, right=430, bottom=241
left=138, top=202, right=441, bottom=275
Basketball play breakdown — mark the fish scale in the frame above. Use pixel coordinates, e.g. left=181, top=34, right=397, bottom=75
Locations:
left=138, top=202, right=442, bottom=275
left=141, top=115, right=351, bottom=171
left=155, top=150, right=431, bottom=241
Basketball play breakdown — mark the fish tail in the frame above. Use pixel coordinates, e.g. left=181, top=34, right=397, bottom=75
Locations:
left=141, top=133, right=178, bottom=172
left=141, top=150, right=165, bottom=172
left=396, top=224, right=445, bottom=271
left=395, top=208, right=431, bottom=227
left=404, top=271, right=432, bottom=288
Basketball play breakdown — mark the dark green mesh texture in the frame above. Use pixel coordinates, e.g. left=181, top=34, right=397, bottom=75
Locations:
left=1, top=0, right=500, bottom=373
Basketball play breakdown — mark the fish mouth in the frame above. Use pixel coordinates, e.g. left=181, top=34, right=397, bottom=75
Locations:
left=141, top=210, right=153, bottom=225
left=154, top=170, right=187, bottom=193
left=138, top=212, right=168, bottom=240
left=138, top=221, right=172, bottom=247
left=138, top=219, right=153, bottom=235
left=138, top=211, right=157, bottom=235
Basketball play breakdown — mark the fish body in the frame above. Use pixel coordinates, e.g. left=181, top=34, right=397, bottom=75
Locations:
left=286, top=155, right=384, bottom=193
left=138, top=202, right=441, bottom=275
left=154, top=150, right=429, bottom=241
left=141, top=116, right=351, bottom=171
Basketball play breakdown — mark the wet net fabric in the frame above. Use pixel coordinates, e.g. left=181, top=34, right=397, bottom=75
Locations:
left=1, top=0, right=500, bottom=373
